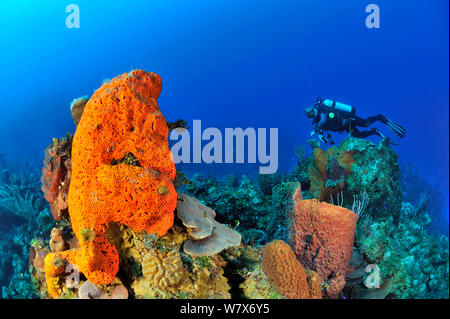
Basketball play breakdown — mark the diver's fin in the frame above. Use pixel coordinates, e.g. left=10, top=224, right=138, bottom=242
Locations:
left=385, top=119, right=406, bottom=138
left=388, top=139, right=400, bottom=146
left=382, top=136, right=401, bottom=146
left=373, top=128, right=385, bottom=139
left=374, top=128, right=399, bottom=145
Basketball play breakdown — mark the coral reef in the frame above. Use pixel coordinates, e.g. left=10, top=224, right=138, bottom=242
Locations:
left=400, top=161, right=447, bottom=234
left=180, top=136, right=448, bottom=300
left=32, top=220, right=242, bottom=299
left=289, top=185, right=358, bottom=298
left=41, top=134, right=72, bottom=220
left=78, top=279, right=128, bottom=299
left=1, top=68, right=447, bottom=300
left=240, top=263, right=285, bottom=299
left=166, top=119, right=189, bottom=131
left=257, top=173, right=282, bottom=196
left=0, top=156, right=54, bottom=299
left=140, top=248, right=184, bottom=289
left=353, top=202, right=449, bottom=299
left=343, top=248, right=368, bottom=292
left=112, top=222, right=234, bottom=299
left=261, top=240, right=321, bottom=299
left=30, top=188, right=269, bottom=300
left=185, top=174, right=290, bottom=245
left=285, top=145, right=312, bottom=189
left=30, top=246, right=50, bottom=273
left=49, top=227, right=78, bottom=253
left=17, top=132, right=450, bottom=300
left=70, top=95, right=89, bottom=127
left=177, top=193, right=242, bottom=256
left=44, top=70, right=177, bottom=295
left=307, top=137, right=402, bottom=220
left=28, top=70, right=264, bottom=300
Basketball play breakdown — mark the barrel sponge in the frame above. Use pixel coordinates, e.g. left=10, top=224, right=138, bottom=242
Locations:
left=44, top=70, right=177, bottom=296
left=261, top=240, right=320, bottom=299
left=290, top=185, right=358, bottom=298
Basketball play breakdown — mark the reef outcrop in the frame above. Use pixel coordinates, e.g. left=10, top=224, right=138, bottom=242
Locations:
left=33, top=70, right=267, bottom=300
left=29, top=71, right=448, bottom=300
left=44, top=70, right=177, bottom=296
left=289, top=185, right=358, bottom=298
left=69, top=96, right=89, bottom=127
left=41, top=135, right=73, bottom=220
left=353, top=202, right=449, bottom=298
left=261, top=240, right=322, bottom=299
left=308, top=137, right=401, bottom=219
left=177, top=193, right=242, bottom=256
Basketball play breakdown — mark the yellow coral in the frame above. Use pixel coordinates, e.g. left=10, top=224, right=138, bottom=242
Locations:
left=308, top=145, right=355, bottom=201
left=305, top=270, right=322, bottom=299
left=131, top=247, right=231, bottom=299
left=46, top=70, right=178, bottom=292
left=141, top=249, right=184, bottom=289
left=240, top=264, right=285, bottom=299
left=39, top=209, right=232, bottom=299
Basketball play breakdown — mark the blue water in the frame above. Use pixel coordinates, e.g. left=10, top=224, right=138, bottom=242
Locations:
left=0, top=0, right=448, bottom=233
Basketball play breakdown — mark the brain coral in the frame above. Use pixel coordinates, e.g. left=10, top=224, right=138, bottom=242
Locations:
left=141, top=249, right=184, bottom=289
left=261, top=240, right=321, bottom=299
left=290, top=185, right=358, bottom=298
left=44, top=70, right=177, bottom=297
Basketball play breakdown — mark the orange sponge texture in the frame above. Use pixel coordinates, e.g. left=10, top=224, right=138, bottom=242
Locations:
left=71, top=70, right=175, bottom=178
left=261, top=240, right=321, bottom=299
left=290, top=186, right=357, bottom=298
left=44, top=70, right=177, bottom=295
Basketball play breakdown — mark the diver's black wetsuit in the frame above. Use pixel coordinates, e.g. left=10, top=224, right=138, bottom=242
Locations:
left=312, top=104, right=405, bottom=141
left=313, top=110, right=385, bottom=138
left=349, top=114, right=389, bottom=138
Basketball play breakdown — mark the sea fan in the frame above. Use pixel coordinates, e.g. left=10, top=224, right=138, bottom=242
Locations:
left=0, top=184, right=38, bottom=218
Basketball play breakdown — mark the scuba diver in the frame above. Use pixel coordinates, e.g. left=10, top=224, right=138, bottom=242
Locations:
left=304, top=96, right=406, bottom=145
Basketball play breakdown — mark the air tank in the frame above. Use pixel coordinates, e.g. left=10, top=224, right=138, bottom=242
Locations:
left=322, top=99, right=355, bottom=115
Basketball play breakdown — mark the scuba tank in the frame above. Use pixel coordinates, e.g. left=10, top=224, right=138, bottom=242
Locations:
left=316, top=96, right=356, bottom=119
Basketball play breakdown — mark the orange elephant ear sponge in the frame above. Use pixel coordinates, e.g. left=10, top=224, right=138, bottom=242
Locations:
left=290, top=185, right=358, bottom=299
left=261, top=240, right=321, bottom=299
left=44, top=70, right=177, bottom=297
left=72, top=69, right=175, bottom=178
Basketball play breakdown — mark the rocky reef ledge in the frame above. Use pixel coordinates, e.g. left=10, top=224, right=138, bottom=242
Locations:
left=27, top=70, right=448, bottom=299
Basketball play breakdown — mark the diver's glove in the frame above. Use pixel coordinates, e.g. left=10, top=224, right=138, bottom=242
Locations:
left=372, top=128, right=385, bottom=138
left=318, top=134, right=328, bottom=144
left=310, top=130, right=316, bottom=137
left=328, top=136, right=335, bottom=145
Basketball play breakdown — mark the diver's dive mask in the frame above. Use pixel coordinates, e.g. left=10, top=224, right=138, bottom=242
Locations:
left=304, top=106, right=317, bottom=118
